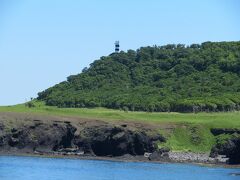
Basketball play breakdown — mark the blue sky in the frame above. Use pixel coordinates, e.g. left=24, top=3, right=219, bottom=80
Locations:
left=0, top=0, right=239, bottom=105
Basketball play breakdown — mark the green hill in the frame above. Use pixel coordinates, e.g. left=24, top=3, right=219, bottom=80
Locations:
left=38, top=41, right=240, bottom=112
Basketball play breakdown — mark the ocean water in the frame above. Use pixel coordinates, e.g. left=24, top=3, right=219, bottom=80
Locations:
left=0, top=156, right=239, bottom=180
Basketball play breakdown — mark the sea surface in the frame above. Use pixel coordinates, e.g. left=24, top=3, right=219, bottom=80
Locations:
left=0, top=156, right=239, bottom=180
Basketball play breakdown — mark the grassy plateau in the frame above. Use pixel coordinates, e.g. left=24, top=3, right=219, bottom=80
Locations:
left=0, top=101, right=239, bottom=153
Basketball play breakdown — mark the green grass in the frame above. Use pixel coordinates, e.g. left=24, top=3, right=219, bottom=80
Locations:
left=1, top=101, right=240, bottom=153
left=0, top=101, right=239, bottom=128
left=159, top=124, right=216, bottom=152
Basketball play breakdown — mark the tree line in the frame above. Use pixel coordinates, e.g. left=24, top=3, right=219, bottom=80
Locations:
left=38, top=41, right=240, bottom=112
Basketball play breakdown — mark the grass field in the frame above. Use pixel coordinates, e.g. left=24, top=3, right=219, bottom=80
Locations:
left=1, top=101, right=239, bottom=152
left=0, top=101, right=239, bottom=128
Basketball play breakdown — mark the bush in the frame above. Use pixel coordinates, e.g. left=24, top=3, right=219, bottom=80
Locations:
left=25, top=102, right=35, bottom=108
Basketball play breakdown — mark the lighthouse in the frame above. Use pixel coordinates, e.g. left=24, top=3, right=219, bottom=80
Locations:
left=115, top=41, right=120, bottom=53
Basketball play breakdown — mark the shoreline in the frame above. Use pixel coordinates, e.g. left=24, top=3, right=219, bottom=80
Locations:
left=1, top=112, right=240, bottom=167
left=1, top=151, right=239, bottom=168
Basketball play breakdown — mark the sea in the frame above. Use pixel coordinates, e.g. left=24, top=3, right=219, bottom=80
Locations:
left=0, top=156, right=239, bottom=180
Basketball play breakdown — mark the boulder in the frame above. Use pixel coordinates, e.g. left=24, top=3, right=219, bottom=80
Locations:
left=148, top=148, right=170, bottom=161
left=210, top=136, right=240, bottom=164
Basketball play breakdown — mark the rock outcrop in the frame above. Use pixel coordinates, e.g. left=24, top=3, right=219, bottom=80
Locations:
left=210, top=136, right=240, bottom=164
left=148, top=147, right=170, bottom=161
left=0, top=121, right=77, bottom=153
left=74, top=124, right=159, bottom=156
left=0, top=118, right=165, bottom=157
left=210, top=128, right=240, bottom=164
left=210, top=128, right=240, bottom=136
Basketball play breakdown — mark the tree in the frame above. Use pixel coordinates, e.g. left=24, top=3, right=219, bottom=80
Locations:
left=37, top=41, right=240, bottom=113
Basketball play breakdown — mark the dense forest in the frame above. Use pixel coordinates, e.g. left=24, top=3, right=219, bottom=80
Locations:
left=38, top=41, right=240, bottom=112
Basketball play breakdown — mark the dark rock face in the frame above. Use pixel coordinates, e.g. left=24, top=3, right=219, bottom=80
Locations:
left=0, top=122, right=4, bottom=130
left=91, top=126, right=130, bottom=156
left=211, top=128, right=240, bottom=136
left=74, top=125, right=160, bottom=156
left=0, top=136, right=5, bottom=146
left=210, top=128, right=240, bottom=164
left=0, top=123, right=5, bottom=147
left=148, top=147, right=170, bottom=161
left=0, top=121, right=77, bottom=152
left=53, top=124, right=77, bottom=151
left=0, top=120, right=165, bottom=157
left=210, top=136, right=240, bottom=164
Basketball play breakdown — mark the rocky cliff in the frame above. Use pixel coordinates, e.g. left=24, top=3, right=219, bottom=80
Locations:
left=1, top=112, right=240, bottom=165
left=0, top=113, right=164, bottom=157
left=210, top=128, right=240, bottom=164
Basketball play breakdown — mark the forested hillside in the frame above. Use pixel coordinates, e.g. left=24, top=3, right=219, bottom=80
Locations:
left=38, top=41, right=240, bottom=112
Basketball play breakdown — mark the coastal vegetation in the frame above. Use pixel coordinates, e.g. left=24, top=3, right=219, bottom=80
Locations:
left=1, top=102, right=240, bottom=153
left=1, top=101, right=240, bottom=128
left=1, top=41, right=239, bottom=163
left=38, top=41, right=240, bottom=112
